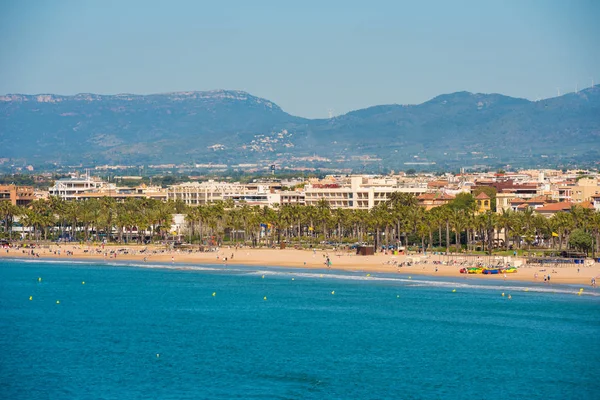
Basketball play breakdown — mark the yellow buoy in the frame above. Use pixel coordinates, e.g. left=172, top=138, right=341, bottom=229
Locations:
left=212, top=292, right=216, bottom=297
left=29, top=296, right=33, bottom=301
left=263, top=296, right=267, bottom=301
left=577, top=292, right=582, bottom=296
left=38, top=277, right=42, bottom=282
left=579, top=288, right=584, bottom=292
left=452, top=289, right=456, bottom=293
left=331, top=291, right=335, bottom=295
left=292, top=278, right=295, bottom=281
left=320, top=274, right=323, bottom=278
left=396, top=295, right=400, bottom=298
left=82, top=281, right=85, bottom=285
left=262, top=275, right=264, bottom=279
left=408, top=276, right=412, bottom=279
left=156, top=353, right=160, bottom=358
left=502, top=293, right=505, bottom=297
left=366, top=274, right=370, bottom=277
left=56, top=300, right=60, bottom=304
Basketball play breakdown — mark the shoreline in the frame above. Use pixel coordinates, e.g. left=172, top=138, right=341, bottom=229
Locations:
left=2, top=244, right=599, bottom=287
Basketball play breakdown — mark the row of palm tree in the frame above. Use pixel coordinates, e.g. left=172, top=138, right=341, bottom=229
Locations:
left=0, top=197, right=177, bottom=244
left=1, top=193, right=599, bottom=255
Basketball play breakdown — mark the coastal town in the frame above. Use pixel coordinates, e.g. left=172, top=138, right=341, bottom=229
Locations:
left=2, top=167, right=600, bottom=288
left=2, top=168, right=599, bottom=260
left=3, top=168, right=600, bottom=212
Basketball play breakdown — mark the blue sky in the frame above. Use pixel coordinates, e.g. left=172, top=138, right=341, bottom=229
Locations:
left=0, top=0, right=598, bottom=118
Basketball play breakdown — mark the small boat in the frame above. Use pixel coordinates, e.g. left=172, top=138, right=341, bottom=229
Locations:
left=483, top=269, right=500, bottom=274
left=467, top=267, right=483, bottom=274
left=502, top=267, right=518, bottom=273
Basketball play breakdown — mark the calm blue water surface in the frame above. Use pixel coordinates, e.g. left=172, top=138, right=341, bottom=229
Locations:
left=1, top=259, right=598, bottom=400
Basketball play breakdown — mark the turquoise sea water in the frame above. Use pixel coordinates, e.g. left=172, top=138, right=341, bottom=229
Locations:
left=1, top=259, right=598, bottom=400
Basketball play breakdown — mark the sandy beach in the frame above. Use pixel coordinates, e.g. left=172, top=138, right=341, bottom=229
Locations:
left=2, top=244, right=599, bottom=287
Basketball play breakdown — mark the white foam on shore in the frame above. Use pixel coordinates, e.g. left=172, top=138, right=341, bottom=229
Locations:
left=249, top=269, right=599, bottom=297
left=3, top=258, right=598, bottom=297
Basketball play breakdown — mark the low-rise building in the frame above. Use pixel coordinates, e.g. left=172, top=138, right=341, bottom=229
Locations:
left=534, top=201, right=594, bottom=218
left=0, top=184, right=35, bottom=206
left=591, top=194, right=600, bottom=211
left=72, top=185, right=167, bottom=202
left=417, top=192, right=455, bottom=210
left=556, top=177, right=600, bottom=203
left=475, top=192, right=491, bottom=214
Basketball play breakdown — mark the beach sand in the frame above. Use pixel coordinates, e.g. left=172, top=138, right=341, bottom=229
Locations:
left=2, top=244, right=599, bottom=287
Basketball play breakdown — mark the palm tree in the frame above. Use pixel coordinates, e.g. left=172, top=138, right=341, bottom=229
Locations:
left=550, top=211, right=572, bottom=251
left=0, top=201, right=18, bottom=239
left=449, top=208, right=466, bottom=251
left=315, top=199, right=331, bottom=241
left=497, top=208, right=513, bottom=251
left=98, top=197, right=117, bottom=242
left=31, top=199, right=55, bottom=241
left=48, top=196, right=68, bottom=240
left=590, top=210, right=600, bottom=258
left=479, top=211, right=497, bottom=255
left=370, top=203, right=388, bottom=250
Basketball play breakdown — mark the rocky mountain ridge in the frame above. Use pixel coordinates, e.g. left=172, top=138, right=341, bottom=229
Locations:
left=1, top=87, right=598, bottom=169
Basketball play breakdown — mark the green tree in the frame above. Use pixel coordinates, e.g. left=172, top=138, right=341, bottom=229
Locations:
left=568, top=229, right=593, bottom=255
left=449, top=193, right=476, bottom=213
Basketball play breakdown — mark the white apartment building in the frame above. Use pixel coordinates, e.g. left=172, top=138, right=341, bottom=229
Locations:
left=304, top=176, right=428, bottom=210
left=49, top=175, right=112, bottom=200
left=167, top=181, right=276, bottom=206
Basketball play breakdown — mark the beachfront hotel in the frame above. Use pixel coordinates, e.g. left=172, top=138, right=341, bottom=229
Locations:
left=48, top=174, right=109, bottom=200
left=167, top=181, right=274, bottom=206
left=48, top=173, right=167, bottom=202
left=303, top=175, right=428, bottom=209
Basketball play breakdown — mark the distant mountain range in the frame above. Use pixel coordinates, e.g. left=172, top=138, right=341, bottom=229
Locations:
left=1, top=87, right=599, bottom=170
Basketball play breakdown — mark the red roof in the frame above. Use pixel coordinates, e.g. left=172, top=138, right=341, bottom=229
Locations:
left=417, top=192, right=455, bottom=201
left=579, top=201, right=595, bottom=209
left=427, top=180, right=448, bottom=188
left=475, top=192, right=490, bottom=199
left=535, top=202, right=573, bottom=212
